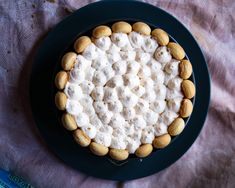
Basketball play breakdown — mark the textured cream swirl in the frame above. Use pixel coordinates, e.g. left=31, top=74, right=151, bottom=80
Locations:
left=63, top=31, right=184, bottom=153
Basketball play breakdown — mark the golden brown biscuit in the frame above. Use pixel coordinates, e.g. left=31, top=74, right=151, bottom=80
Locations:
left=73, top=129, right=91, bottom=147
left=181, top=80, right=196, bottom=99
left=167, top=42, right=185, bottom=60
left=132, top=22, right=151, bottom=35
left=168, top=118, right=185, bottom=136
left=111, top=21, right=132, bottom=33
left=61, top=113, right=77, bottom=131
left=90, top=142, right=109, bottom=156
left=74, top=36, right=91, bottom=53
left=180, top=99, right=193, bottom=118
left=109, top=149, right=129, bottom=161
left=135, top=144, right=153, bottom=158
left=179, top=60, right=192, bottom=79
left=55, top=91, right=67, bottom=110
left=55, top=71, right=68, bottom=90
left=92, top=25, right=112, bottom=38
left=61, top=52, right=77, bottom=71
left=153, top=134, right=171, bottom=149
left=151, top=28, right=169, bottom=46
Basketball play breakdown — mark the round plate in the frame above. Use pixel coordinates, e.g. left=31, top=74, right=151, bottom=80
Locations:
left=30, top=0, right=210, bottom=180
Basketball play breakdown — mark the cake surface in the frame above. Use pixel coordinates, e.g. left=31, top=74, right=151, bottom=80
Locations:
left=55, top=21, right=195, bottom=161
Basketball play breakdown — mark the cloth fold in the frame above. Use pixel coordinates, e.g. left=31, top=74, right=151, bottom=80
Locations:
left=0, top=0, right=234, bottom=187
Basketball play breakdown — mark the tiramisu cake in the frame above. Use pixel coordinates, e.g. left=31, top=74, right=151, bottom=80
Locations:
left=54, top=21, right=195, bottom=161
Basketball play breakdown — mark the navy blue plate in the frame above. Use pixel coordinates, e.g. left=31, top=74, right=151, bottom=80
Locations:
left=30, top=0, right=210, bottom=180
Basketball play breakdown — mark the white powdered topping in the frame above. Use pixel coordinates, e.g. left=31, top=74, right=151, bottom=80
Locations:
left=82, top=43, right=98, bottom=60
left=64, top=82, right=83, bottom=100
left=166, top=89, right=184, bottom=100
left=141, top=126, right=155, bottom=144
left=131, top=115, right=147, bottom=129
left=150, top=100, right=166, bottom=113
left=123, top=74, right=140, bottom=89
left=126, top=137, right=141, bottom=153
left=64, top=32, right=184, bottom=153
left=111, top=33, right=130, bottom=48
left=129, top=32, right=144, bottom=49
left=103, top=87, right=119, bottom=102
left=95, top=36, right=111, bottom=51
left=144, top=110, right=159, bottom=125
left=91, top=86, right=104, bottom=101
left=107, top=100, right=123, bottom=113
left=94, top=131, right=112, bottom=147
left=106, top=75, right=123, bottom=88
left=112, top=60, right=127, bottom=75
left=75, top=55, right=91, bottom=70
left=110, top=136, right=127, bottom=149
left=109, top=113, right=125, bottom=128
left=122, top=107, right=136, bottom=120
left=79, top=81, right=94, bottom=95
left=154, top=46, right=172, bottom=64
left=142, top=36, right=158, bottom=54
left=120, top=51, right=136, bottom=61
left=154, top=84, right=167, bottom=100
left=126, top=60, right=141, bottom=75
left=164, top=59, right=180, bottom=76
left=159, top=110, right=178, bottom=125
left=152, top=69, right=165, bottom=84
left=99, top=124, right=113, bottom=134
left=81, top=124, right=97, bottom=139
left=135, top=98, right=149, bottom=114
left=138, top=64, right=151, bottom=78
left=90, top=115, right=103, bottom=129
left=98, top=111, right=113, bottom=124
left=148, top=58, right=162, bottom=73
left=107, top=43, right=121, bottom=63
left=136, top=51, right=151, bottom=64
left=70, top=68, right=85, bottom=84
left=75, top=112, right=89, bottom=127
left=85, top=67, right=95, bottom=81
left=132, top=85, right=145, bottom=97
left=102, top=66, right=115, bottom=80
left=167, top=76, right=182, bottom=89
left=154, top=122, right=168, bottom=136
left=167, top=98, right=182, bottom=113
left=91, top=54, right=108, bottom=70
left=66, top=99, right=83, bottom=116
left=93, top=101, right=108, bottom=114
left=92, top=71, right=107, bottom=86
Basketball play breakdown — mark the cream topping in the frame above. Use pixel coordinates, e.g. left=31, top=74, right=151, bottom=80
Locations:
left=154, top=122, right=168, bottom=136
left=81, top=124, right=97, bottom=139
left=64, top=82, right=83, bottom=100
left=154, top=46, right=172, bottom=64
left=83, top=43, right=98, bottom=60
left=142, top=36, right=158, bottom=54
left=66, top=99, right=83, bottom=116
left=95, top=36, right=111, bottom=51
left=167, top=98, right=182, bottom=113
left=164, top=59, right=180, bottom=76
left=75, top=112, right=89, bottom=127
left=94, top=131, right=112, bottom=147
left=141, top=126, right=155, bottom=144
left=126, top=60, right=140, bottom=75
left=64, top=31, right=185, bottom=153
left=129, top=31, right=144, bottom=49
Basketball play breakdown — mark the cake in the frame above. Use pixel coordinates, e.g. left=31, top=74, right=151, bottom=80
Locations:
left=54, top=21, right=195, bottom=161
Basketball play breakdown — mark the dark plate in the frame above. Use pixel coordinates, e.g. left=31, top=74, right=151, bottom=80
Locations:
left=30, top=0, right=210, bottom=180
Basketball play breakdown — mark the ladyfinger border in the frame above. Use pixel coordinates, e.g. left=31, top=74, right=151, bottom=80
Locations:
left=54, top=21, right=196, bottom=160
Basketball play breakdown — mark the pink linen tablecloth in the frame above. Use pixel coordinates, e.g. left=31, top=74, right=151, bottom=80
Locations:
left=0, top=0, right=235, bottom=187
